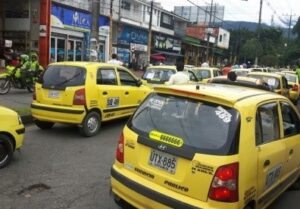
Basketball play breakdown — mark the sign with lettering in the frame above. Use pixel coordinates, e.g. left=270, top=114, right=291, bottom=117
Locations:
left=117, top=25, right=148, bottom=46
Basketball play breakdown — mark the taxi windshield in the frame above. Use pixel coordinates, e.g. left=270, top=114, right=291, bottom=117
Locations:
left=142, top=68, right=176, bottom=83
left=42, top=66, right=86, bottom=89
left=128, top=93, right=241, bottom=155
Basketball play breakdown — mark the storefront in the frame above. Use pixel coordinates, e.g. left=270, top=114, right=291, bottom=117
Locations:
left=114, top=24, right=148, bottom=69
left=182, top=36, right=207, bottom=66
left=152, top=32, right=182, bottom=65
left=50, top=2, right=109, bottom=62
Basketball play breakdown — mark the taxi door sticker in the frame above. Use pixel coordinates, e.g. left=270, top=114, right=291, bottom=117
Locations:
left=149, top=130, right=183, bottom=147
left=265, top=164, right=282, bottom=188
left=107, top=97, right=119, bottom=107
left=215, top=106, right=232, bottom=123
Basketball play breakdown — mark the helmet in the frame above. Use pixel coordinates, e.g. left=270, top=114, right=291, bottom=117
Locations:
left=31, top=52, right=38, bottom=59
left=20, top=54, right=29, bottom=62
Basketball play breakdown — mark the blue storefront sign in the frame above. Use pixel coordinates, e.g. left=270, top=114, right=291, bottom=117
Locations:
left=51, top=3, right=91, bottom=31
left=117, top=25, right=148, bottom=46
left=99, top=16, right=109, bottom=27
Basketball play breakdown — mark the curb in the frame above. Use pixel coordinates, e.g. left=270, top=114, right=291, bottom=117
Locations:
left=21, top=114, right=33, bottom=125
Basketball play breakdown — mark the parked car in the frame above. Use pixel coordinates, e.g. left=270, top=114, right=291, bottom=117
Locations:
left=142, top=65, right=199, bottom=85
left=277, top=71, right=299, bottom=104
left=0, top=106, right=25, bottom=168
left=193, top=67, right=222, bottom=83
left=111, top=83, right=300, bottom=209
left=31, top=62, right=152, bottom=137
left=247, top=72, right=290, bottom=99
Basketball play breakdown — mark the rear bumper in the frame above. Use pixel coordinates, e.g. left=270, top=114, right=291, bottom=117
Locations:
left=31, top=103, right=85, bottom=124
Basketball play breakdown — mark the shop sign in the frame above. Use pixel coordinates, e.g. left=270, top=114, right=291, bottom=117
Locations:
left=117, top=25, right=148, bottom=46
left=130, top=43, right=147, bottom=52
left=153, top=33, right=181, bottom=52
left=51, top=3, right=91, bottom=31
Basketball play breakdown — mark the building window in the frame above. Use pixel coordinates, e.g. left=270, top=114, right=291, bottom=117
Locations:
left=162, top=13, right=172, bottom=25
left=219, top=35, right=223, bottom=42
left=121, top=0, right=131, bottom=11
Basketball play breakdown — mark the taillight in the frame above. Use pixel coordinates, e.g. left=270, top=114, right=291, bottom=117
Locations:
left=73, top=88, right=86, bottom=105
left=292, top=84, right=299, bottom=91
left=209, top=163, right=239, bottom=202
left=116, top=133, right=124, bottom=163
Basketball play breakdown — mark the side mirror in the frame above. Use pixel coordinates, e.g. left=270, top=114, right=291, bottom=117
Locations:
left=137, top=79, right=143, bottom=87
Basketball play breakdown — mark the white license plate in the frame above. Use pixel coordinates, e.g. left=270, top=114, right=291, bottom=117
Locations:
left=48, top=90, right=60, bottom=98
left=148, top=149, right=177, bottom=174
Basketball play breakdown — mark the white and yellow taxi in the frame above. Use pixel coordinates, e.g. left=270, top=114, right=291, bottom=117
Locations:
left=0, top=106, right=25, bottom=168
left=193, top=67, right=222, bottom=83
left=111, top=83, right=300, bottom=209
left=31, top=62, right=152, bottom=137
left=277, top=71, right=299, bottom=104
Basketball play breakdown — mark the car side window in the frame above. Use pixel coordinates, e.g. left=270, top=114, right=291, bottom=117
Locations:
left=280, top=102, right=300, bottom=137
left=282, top=76, right=288, bottom=89
left=118, top=69, right=137, bottom=86
left=188, top=71, right=198, bottom=81
left=255, top=102, right=280, bottom=145
left=97, top=68, right=117, bottom=85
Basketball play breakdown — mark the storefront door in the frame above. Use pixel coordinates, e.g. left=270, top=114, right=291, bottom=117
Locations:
left=67, top=40, right=83, bottom=61
left=51, top=37, right=66, bottom=62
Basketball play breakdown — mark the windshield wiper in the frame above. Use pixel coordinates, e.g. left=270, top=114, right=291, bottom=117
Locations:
left=55, top=72, right=82, bottom=87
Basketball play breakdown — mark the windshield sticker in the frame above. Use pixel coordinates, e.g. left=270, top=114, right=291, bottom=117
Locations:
left=267, top=78, right=276, bottom=86
left=215, top=106, right=232, bottom=123
left=149, top=130, right=183, bottom=147
left=148, top=98, right=165, bottom=110
left=146, top=72, right=154, bottom=79
left=107, top=97, right=119, bottom=107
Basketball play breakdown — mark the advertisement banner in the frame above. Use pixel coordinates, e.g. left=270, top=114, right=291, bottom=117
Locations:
left=117, top=25, right=148, bottom=46
left=153, top=33, right=181, bottom=53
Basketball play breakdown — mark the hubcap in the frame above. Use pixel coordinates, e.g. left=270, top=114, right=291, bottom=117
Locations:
left=0, top=143, right=8, bottom=164
left=87, top=116, right=98, bottom=133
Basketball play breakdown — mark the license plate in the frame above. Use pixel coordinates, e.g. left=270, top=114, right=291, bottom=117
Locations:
left=48, top=90, right=60, bottom=98
left=148, top=149, right=177, bottom=174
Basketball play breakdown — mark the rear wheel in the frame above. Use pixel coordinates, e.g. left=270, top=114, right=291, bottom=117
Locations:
left=0, top=78, right=11, bottom=95
left=79, top=111, right=101, bottom=137
left=0, top=134, right=14, bottom=169
left=35, top=120, right=55, bottom=130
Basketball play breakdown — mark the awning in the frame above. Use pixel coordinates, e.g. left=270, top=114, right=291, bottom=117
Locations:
left=153, top=50, right=183, bottom=57
left=183, top=36, right=207, bottom=48
left=151, top=54, right=166, bottom=61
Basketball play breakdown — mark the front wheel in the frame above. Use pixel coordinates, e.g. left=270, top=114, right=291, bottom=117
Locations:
left=0, top=134, right=14, bottom=169
left=35, top=120, right=55, bottom=130
left=0, top=78, right=11, bottom=95
left=79, top=111, right=101, bottom=137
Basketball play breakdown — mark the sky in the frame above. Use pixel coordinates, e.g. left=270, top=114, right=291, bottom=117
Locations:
left=159, top=0, right=300, bottom=28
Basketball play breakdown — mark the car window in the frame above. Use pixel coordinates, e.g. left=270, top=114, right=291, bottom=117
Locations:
left=97, top=68, right=117, bottom=85
left=213, top=70, right=221, bottom=77
left=128, top=93, right=241, bottom=155
left=197, top=70, right=211, bottom=79
left=281, top=76, right=288, bottom=89
left=42, top=65, right=86, bottom=89
left=255, top=102, right=280, bottom=145
left=118, top=69, right=137, bottom=86
left=284, top=74, right=297, bottom=83
left=248, top=75, right=280, bottom=89
left=188, top=71, right=198, bottom=81
left=142, top=69, right=175, bottom=83
left=280, top=102, right=300, bottom=137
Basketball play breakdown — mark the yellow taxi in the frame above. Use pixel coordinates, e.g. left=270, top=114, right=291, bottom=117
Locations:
left=111, top=83, right=300, bottom=209
left=277, top=71, right=299, bottom=104
left=142, top=65, right=199, bottom=85
left=247, top=72, right=290, bottom=98
left=192, top=67, right=222, bottom=83
left=0, top=106, right=25, bottom=168
left=31, top=62, right=152, bottom=137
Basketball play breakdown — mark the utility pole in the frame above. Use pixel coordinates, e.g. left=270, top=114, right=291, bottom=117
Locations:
left=109, top=0, right=114, bottom=58
left=91, top=0, right=100, bottom=61
left=254, top=0, right=263, bottom=66
left=205, top=0, right=213, bottom=64
left=147, top=0, right=154, bottom=65
left=283, top=12, right=296, bottom=45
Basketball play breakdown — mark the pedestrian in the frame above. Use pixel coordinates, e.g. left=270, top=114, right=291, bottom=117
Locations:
left=227, top=71, right=237, bottom=81
left=165, top=61, right=190, bottom=85
left=107, top=53, right=123, bottom=65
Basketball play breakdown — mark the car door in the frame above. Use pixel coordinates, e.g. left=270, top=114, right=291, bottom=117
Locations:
left=279, top=101, right=300, bottom=183
left=96, top=67, right=125, bottom=120
left=255, top=102, right=286, bottom=207
left=117, top=67, right=150, bottom=115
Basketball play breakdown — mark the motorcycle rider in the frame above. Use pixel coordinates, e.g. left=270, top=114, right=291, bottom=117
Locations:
left=19, top=54, right=31, bottom=87
left=30, top=52, right=41, bottom=76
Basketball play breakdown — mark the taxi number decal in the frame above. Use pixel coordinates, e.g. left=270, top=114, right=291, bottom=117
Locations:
left=148, top=98, right=164, bottom=110
left=215, top=106, right=232, bottom=123
left=149, top=130, right=183, bottom=147
left=265, top=164, right=282, bottom=188
left=107, top=97, right=119, bottom=107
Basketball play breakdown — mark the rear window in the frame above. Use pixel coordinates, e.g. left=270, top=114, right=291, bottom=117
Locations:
left=42, top=65, right=86, bottom=89
left=284, top=74, right=297, bottom=83
left=128, top=93, right=240, bottom=155
left=142, top=69, right=175, bottom=84
left=196, top=70, right=211, bottom=79
left=247, top=75, right=280, bottom=89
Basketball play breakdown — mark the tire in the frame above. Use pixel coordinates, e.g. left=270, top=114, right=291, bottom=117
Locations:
left=0, top=78, right=11, bottom=95
left=79, top=111, right=101, bottom=137
left=35, top=120, right=55, bottom=130
left=26, top=83, right=35, bottom=92
left=290, top=177, right=300, bottom=190
left=0, top=134, right=14, bottom=169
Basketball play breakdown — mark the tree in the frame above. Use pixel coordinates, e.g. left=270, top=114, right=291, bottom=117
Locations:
left=240, top=38, right=263, bottom=63
left=292, top=17, right=300, bottom=40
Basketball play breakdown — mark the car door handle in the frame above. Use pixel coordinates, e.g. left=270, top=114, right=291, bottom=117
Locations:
left=289, top=149, right=294, bottom=155
left=264, top=160, right=270, bottom=167
left=125, top=91, right=129, bottom=95
left=103, top=91, right=108, bottom=95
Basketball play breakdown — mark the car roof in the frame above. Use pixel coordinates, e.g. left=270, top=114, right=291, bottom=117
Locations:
left=49, top=61, right=121, bottom=68
left=154, top=84, right=282, bottom=106
left=193, top=67, right=220, bottom=70
left=247, top=72, right=282, bottom=78
left=280, top=70, right=296, bottom=75
left=147, top=65, right=176, bottom=70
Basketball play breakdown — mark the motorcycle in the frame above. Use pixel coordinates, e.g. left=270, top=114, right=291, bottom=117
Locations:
left=0, top=66, right=42, bottom=94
